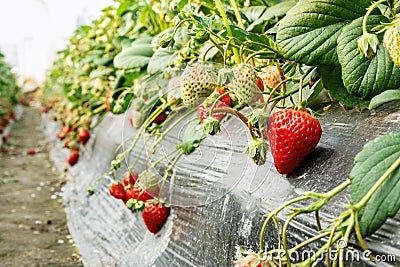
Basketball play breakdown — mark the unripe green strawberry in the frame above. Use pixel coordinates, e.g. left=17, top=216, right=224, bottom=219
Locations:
left=231, top=64, right=258, bottom=106
left=383, top=20, right=400, bottom=67
left=181, top=65, right=218, bottom=107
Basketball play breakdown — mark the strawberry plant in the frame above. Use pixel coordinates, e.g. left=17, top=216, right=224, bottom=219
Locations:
left=42, top=0, right=399, bottom=264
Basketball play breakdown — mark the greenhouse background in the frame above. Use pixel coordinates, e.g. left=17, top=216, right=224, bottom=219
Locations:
left=0, top=0, right=399, bottom=266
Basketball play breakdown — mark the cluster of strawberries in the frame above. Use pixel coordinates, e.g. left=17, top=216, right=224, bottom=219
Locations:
left=182, top=64, right=322, bottom=174
left=0, top=110, right=16, bottom=146
left=55, top=124, right=90, bottom=166
left=109, top=172, right=170, bottom=234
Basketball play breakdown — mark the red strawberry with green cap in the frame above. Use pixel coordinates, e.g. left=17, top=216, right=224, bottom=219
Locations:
left=131, top=187, right=153, bottom=202
left=142, top=201, right=170, bottom=234
left=109, top=181, right=126, bottom=200
left=266, top=109, right=322, bottom=174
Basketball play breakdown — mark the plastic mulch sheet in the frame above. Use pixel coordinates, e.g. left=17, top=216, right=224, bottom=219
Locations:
left=42, top=103, right=400, bottom=267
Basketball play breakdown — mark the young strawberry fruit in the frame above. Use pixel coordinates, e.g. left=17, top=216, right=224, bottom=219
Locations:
left=383, top=20, right=400, bottom=67
left=78, top=129, right=90, bottom=145
left=259, top=65, right=283, bottom=91
left=231, top=64, right=258, bottom=106
left=181, top=65, right=218, bottom=107
left=142, top=202, right=170, bottom=234
left=109, top=181, right=126, bottom=200
left=123, top=172, right=138, bottom=186
left=267, top=109, right=322, bottom=174
left=67, top=149, right=80, bottom=166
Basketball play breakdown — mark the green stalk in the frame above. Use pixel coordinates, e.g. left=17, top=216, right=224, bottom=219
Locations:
left=362, top=0, right=387, bottom=34
left=214, top=0, right=241, bottom=64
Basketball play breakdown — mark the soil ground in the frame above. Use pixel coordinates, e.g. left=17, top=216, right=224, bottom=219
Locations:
left=0, top=106, right=82, bottom=267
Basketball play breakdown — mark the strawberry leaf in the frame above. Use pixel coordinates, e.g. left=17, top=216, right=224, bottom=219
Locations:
left=337, top=15, right=400, bottom=100
left=147, top=48, right=176, bottom=75
left=318, top=65, right=370, bottom=110
left=350, top=133, right=400, bottom=237
left=178, top=118, right=206, bottom=155
left=368, top=90, right=400, bottom=110
left=276, top=0, right=370, bottom=65
left=114, top=44, right=154, bottom=69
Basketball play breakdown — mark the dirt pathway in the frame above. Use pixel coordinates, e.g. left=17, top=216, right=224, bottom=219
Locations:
left=0, top=106, right=82, bottom=267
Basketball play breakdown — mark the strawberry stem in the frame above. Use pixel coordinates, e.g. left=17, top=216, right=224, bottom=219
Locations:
left=214, top=0, right=242, bottom=64
left=362, top=0, right=387, bottom=34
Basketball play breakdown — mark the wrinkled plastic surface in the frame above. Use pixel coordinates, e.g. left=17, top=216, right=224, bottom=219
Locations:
left=42, top=103, right=400, bottom=267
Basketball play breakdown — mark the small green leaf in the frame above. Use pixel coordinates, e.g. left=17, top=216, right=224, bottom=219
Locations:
left=337, top=15, right=400, bottom=100
left=318, top=65, right=370, bottom=109
left=350, top=133, right=400, bottom=237
left=276, top=0, right=371, bottom=65
left=179, top=118, right=206, bottom=155
left=369, top=89, right=400, bottom=110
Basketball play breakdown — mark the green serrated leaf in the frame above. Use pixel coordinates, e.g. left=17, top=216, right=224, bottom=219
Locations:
left=179, top=118, right=206, bottom=155
left=276, top=0, right=371, bottom=65
left=350, top=133, right=400, bottom=237
left=368, top=89, right=400, bottom=110
left=337, top=15, right=400, bottom=100
left=318, top=65, right=370, bottom=109
left=114, top=44, right=154, bottom=69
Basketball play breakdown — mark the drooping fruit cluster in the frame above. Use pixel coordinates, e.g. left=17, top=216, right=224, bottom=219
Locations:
left=266, top=109, right=322, bottom=174
left=108, top=171, right=170, bottom=234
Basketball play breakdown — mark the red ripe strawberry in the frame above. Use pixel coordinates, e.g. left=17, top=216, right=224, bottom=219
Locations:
left=152, top=111, right=167, bottom=125
left=62, top=125, right=72, bottom=135
left=124, top=187, right=135, bottom=203
left=78, top=129, right=90, bottom=145
left=0, top=127, right=3, bottom=134
left=67, top=149, right=80, bottom=166
left=109, top=181, right=126, bottom=200
left=142, top=202, right=170, bottom=234
left=56, top=131, right=65, bottom=141
left=133, top=187, right=153, bottom=201
left=105, top=90, right=112, bottom=112
left=123, top=172, right=138, bottom=186
left=198, top=101, right=228, bottom=123
left=216, top=87, right=231, bottom=106
left=266, top=109, right=322, bottom=174
left=27, top=148, right=36, bottom=155
left=257, top=77, right=264, bottom=91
